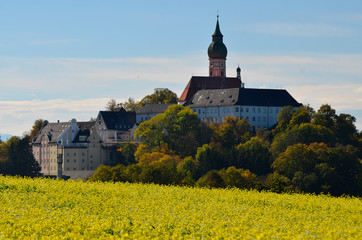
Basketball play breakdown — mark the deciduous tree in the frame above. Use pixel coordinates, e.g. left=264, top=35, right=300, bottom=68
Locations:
left=30, top=119, right=44, bottom=141
left=236, top=137, right=272, bottom=175
left=139, top=88, right=178, bottom=106
left=0, top=135, right=41, bottom=177
left=105, top=99, right=122, bottom=112
left=135, top=105, right=200, bottom=157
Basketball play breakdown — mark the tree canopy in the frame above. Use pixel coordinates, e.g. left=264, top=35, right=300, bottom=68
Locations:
left=135, top=105, right=200, bottom=157
left=29, top=119, right=44, bottom=141
left=105, top=88, right=178, bottom=112
left=91, top=103, right=362, bottom=196
left=139, top=88, right=178, bottom=106
left=0, top=135, right=41, bottom=177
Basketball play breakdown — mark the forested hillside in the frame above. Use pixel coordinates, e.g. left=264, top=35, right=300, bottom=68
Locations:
left=90, top=104, right=362, bottom=196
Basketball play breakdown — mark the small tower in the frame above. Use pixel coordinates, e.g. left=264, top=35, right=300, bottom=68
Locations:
left=237, top=65, right=241, bottom=80
left=208, top=15, right=227, bottom=78
left=237, top=65, right=245, bottom=88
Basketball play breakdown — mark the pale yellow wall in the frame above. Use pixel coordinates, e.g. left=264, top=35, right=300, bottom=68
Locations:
left=63, top=148, right=88, bottom=171
left=48, top=145, right=58, bottom=175
left=87, top=130, right=105, bottom=170
left=61, top=130, right=106, bottom=171
left=34, top=128, right=113, bottom=176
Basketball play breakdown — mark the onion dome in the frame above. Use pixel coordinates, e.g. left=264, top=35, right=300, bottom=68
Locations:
left=237, top=66, right=241, bottom=73
left=208, top=16, right=227, bottom=59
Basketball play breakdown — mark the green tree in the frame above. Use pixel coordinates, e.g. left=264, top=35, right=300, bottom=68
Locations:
left=326, top=145, right=362, bottom=196
left=138, top=161, right=180, bottom=185
left=115, top=142, right=138, bottom=165
left=195, top=144, right=225, bottom=175
left=219, top=166, right=258, bottom=189
left=88, top=165, right=113, bottom=182
left=105, top=99, right=122, bottom=111
left=272, top=143, right=327, bottom=179
left=273, top=106, right=296, bottom=134
left=313, top=104, right=336, bottom=129
left=211, top=116, right=252, bottom=148
left=0, top=139, right=6, bottom=173
left=106, top=98, right=142, bottom=112
left=196, top=170, right=225, bottom=188
left=272, top=142, right=362, bottom=196
left=196, top=120, right=214, bottom=146
left=139, top=88, right=178, bottom=106
left=177, top=157, right=199, bottom=185
left=270, top=123, right=335, bottom=157
left=29, top=119, right=44, bottom=141
left=0, top=135, right=41, bottom=177
left=334, top=113, right=358, bottom=146
left=135, top=105, right=200, bottom=157
left=265, top=172, right=294, bottom=193
left=236, top=137, right=273, bottom=175
left=287, top=105, right=314, bottom=130
left=122, top=97, right=140, bottom=112
left=292, top=171, right=321, bottom=193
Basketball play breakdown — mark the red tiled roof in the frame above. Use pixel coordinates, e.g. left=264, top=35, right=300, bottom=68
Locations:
left=178, top=76, right=241, bottom=102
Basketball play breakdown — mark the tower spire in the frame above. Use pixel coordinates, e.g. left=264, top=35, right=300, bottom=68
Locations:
left=208, top=15, right=227, bottom=78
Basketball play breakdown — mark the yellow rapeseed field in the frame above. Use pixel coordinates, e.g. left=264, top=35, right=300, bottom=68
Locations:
left=0, top=176, right=361, bottom=239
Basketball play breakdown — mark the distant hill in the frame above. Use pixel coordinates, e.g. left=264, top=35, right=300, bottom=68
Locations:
left=0, top=133, right=12, bottom=141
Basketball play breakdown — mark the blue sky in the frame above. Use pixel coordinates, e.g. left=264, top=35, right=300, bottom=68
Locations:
left=1, top=0, right=362, bottom=136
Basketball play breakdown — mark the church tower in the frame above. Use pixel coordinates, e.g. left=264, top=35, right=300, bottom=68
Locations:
left=208, top=16, right=227, bottom=78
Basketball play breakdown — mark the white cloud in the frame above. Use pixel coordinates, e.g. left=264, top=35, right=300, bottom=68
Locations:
left=0, top=56, right=206, bottom=100
left=0, top=98, right=126, bottom=136
left=288, top=84, right=362, bottom=110
left=229, top=53, right=362, bottom=86
left=229, top=53, right=362, bottom=130
left=1, top=53, right=362, bottom=134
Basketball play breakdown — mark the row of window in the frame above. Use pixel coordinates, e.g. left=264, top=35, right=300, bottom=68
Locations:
left=98, top=120, right=132, bottom=130
left=194, top=106, right=281, bottom=115
left=206, top=116, right=277, bottom=123
left=66, top=159, right=88, bottom=163
left=66, top=152, right=85, bottom=157
left=140, top=116, right=152, bottom=122
left=46, top=166, right=94, bottom=171
left=210, top=62, right=224, bottom=67
left=210, top=70, right=224, bottom=76
left=66, top=167, right=93, bottom=171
